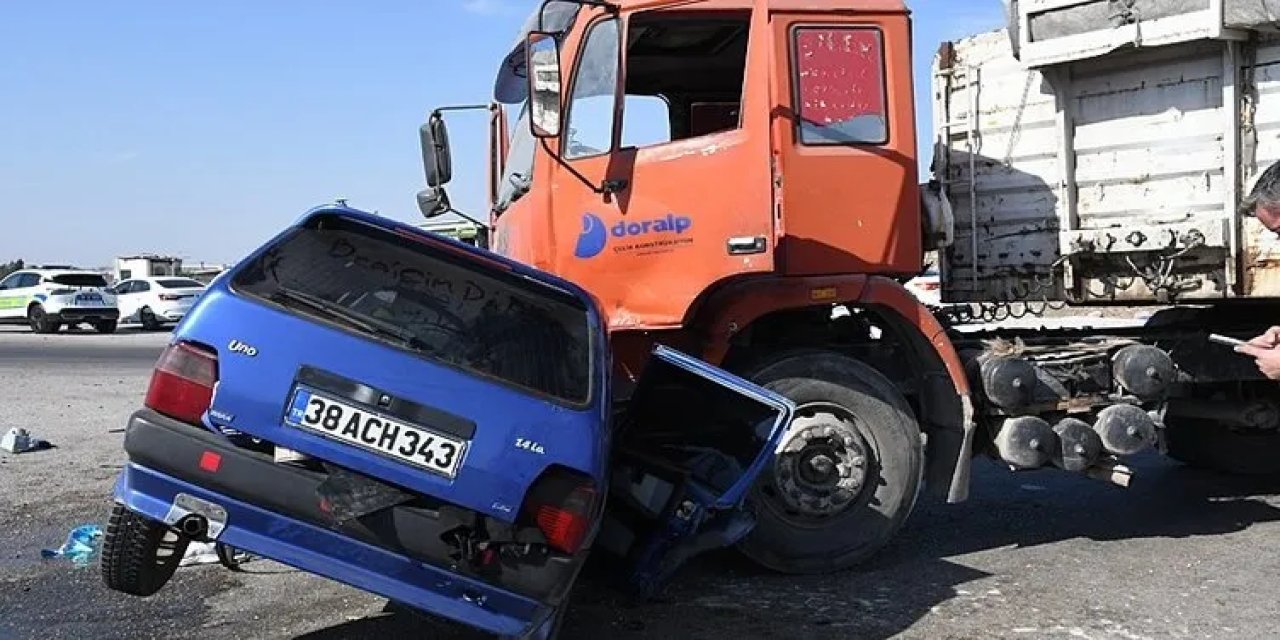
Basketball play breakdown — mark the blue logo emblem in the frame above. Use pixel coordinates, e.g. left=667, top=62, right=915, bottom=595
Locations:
left=574, top=213, right=609, bottom=259
left=574, top=212, right=694, bottom=259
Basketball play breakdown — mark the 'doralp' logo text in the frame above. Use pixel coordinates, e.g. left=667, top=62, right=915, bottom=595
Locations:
left=574, top=213, right=694, bottom=259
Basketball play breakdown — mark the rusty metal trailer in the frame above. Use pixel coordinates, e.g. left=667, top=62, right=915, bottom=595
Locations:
left=922, top=5, right=1280, bottom=480
left=932, top=1, right=1280, bottom=306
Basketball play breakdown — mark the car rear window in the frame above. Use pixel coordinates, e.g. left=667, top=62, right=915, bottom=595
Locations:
left=50, top=274, right=108, bottom=287
left=231, top=214, right=593, bottom=406
left=156, top=278, right=205, bottom=289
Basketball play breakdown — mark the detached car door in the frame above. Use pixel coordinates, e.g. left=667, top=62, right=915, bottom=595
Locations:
left=600, top=345, right=796, bottom=596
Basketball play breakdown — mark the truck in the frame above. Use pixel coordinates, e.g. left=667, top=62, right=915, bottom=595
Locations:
left=416, top=0, right=1280, bottom=580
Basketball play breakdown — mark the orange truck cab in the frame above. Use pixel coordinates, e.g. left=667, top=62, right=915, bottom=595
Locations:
left=420, top=0, right=974, bottom=576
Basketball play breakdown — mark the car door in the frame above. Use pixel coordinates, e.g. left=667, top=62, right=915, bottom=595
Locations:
left=112, top=281, right=137, bottom=319
left=0, top=272, right=27, bottom=319
left=130, top=281, right=153, bottom=319
left=600, top=344, right=796, bottom=596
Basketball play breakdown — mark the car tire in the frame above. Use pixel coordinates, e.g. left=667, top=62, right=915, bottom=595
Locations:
left=100, top=504, right=189, bottom=597
left=736, top=350, right=924, bottom=575
left=27, top=304, right=61, bottom=334
left=95, top=320, right=118, bottom=334
left=140, top=307, right=162, bottom=331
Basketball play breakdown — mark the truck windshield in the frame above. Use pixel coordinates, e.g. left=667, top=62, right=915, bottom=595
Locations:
left=492, top=1, right=580, bottom=212
left=231, top=214, right=593, bottom=406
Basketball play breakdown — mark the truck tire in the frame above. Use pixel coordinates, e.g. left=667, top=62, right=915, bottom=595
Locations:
left=101, top=504, right=189, bottom=597
left=738, top=350, right=923, bottom=574
left=1164, top=419, right=1280, bottom=476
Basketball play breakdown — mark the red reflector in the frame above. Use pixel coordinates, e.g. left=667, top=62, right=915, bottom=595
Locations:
left=145, top=342, right=218, bottom=425
left=199, top=451, right=222, bottom=472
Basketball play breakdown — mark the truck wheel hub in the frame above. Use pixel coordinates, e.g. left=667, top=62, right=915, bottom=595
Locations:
left=771, top=407, right=870, bottom=518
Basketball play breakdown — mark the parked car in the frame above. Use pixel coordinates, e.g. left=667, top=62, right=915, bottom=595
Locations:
left=905, top=265, right=942, bottom=307
left=101, top=204, right=794, bottom=639
left=0, top=267, right=119, bottom=333
left=111, top=276, right=206, bottom=330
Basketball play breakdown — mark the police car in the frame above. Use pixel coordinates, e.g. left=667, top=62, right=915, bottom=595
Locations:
left=0, top=267, right=121, bottom=333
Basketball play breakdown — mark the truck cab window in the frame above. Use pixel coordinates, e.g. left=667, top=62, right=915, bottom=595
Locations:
left=622, top=12, right=749, bottom=146
left=564, top=18, right=621, bottom=160
left=791, top=26, right=888, bottom=145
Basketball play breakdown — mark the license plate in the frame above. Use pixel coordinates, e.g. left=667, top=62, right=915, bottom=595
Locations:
left=76, top=294, right=102, bottom=304
left=284, top=388, right=467, bottom=478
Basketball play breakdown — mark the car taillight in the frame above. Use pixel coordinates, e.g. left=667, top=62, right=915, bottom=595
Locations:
left=145, top=342, right=218, bottom=425
left=524, top=469, right=599, bottom=554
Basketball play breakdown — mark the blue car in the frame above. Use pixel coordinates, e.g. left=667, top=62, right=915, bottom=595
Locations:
left=100, top=204, right=795, bottom=639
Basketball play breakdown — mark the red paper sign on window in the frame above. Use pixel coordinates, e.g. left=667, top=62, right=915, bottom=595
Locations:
left=793, top=27, right=888, bottom=145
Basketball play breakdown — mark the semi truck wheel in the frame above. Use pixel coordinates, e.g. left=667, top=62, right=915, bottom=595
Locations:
left=1164, top=419, right=1280, bottom=476
left=739, top=350, right=923, bottom=574
left=101, top=504, right=189, bottom=597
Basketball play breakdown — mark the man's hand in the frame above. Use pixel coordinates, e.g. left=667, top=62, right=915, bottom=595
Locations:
left=1248, top=326, right=1280, bottom=348
left=1236, top=343, right=1280, bottom=380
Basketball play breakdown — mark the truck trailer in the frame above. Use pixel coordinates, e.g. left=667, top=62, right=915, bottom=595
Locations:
left=415, top=0, right=1280, bottom=580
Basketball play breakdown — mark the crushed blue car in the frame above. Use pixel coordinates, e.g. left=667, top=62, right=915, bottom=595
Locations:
left=100, top=204, right=795, bottom=639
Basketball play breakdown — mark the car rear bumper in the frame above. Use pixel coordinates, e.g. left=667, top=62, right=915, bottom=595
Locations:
left=113, top=410, right=572, bottom=636
left=53, top=307, right=120, bottom=322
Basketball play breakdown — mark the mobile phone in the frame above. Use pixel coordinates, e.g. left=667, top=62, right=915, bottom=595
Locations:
left=1209, top=334, right=1247, bottom=348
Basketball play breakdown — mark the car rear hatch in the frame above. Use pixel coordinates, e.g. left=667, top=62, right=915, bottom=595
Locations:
left=152, top=278, right=205, bottom=305
left=171, top=208, right=609, bottom=527
left=46, top=273, right=112, bottom=307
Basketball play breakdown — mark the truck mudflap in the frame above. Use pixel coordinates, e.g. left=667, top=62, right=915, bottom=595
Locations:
left=598, top=345, right=797, bottom=597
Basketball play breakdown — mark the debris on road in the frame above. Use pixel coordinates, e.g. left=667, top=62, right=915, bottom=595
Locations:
left=180, top=541, right=221, bottom=567
left=40, top=524, right=103, bottom=567
left=179, top=541, right=255, bottom=570
left=1, top=427, right=52, bottom=454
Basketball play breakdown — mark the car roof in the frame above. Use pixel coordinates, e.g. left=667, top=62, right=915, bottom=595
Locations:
left=130, top=275, right=205, bottom=283
left=27, top=268, right=107, bottom=277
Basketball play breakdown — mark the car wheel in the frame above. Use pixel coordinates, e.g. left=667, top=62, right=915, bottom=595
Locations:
left=100, top=504, right=189, bottom=597
left=27, top=304, right=61, bottom=334
left=737, top=350, right=924, bottom=575
left=95, top=320, right=118, bottom=334
left=140, top=307, right=162, bottom=331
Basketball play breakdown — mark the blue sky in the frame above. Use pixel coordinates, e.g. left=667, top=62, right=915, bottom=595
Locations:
left=1, top=1, right=1004, bottom=266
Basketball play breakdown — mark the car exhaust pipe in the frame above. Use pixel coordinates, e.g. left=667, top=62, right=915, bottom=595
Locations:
left=179, top=515, right=207, bottom=538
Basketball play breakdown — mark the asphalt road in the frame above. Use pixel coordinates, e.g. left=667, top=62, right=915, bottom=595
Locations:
left=3, top=325, right=1280, bottom=639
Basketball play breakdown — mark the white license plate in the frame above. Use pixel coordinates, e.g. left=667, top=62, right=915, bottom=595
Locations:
left=284, top=388, right=467, bottom=478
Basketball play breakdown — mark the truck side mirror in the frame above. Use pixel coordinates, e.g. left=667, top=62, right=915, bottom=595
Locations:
left=416, top=187, right=451, bottom=219
left=419, top=114, right=453, bottom=187
left=526, top=31, right=562, bottom=139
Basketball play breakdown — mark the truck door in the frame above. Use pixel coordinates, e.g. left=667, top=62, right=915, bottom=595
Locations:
left=542, top=6, right=776, bottom=329
left=598, top=344, right=796, bottom=596
left=770, top=10, right=923, bottom=277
